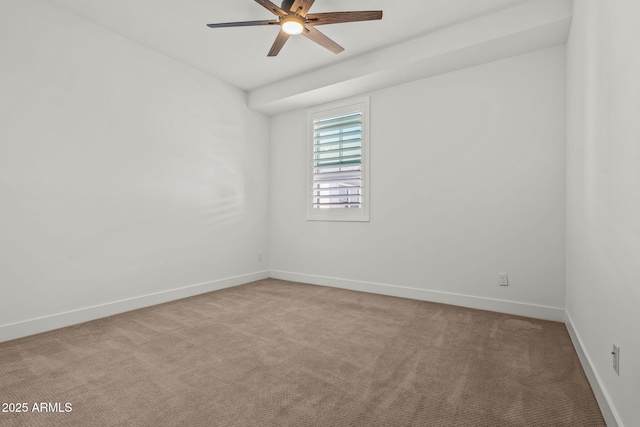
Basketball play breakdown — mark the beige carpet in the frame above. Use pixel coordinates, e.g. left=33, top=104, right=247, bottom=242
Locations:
left=0, top=279, right=605, bottom=426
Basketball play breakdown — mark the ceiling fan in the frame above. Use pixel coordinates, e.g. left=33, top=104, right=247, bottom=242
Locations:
left=207, top=0, right=383, bottom=57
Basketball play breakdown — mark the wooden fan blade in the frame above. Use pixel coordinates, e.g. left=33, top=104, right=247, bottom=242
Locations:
left=289, top=0, right=315, bottom=17
left=268, top=29, right=291, bottom=56
left=207, top=20, right=278, bottom=28
left=254, top=0, right=287, bottom=17
left=302, top=26, right=344, bottom=54
left=306, top=11, right=383, bottom=26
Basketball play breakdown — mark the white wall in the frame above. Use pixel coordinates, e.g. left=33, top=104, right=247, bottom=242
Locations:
left=1, top=0, right=634, bottom=421
left=270, top=46, right=566, bottom=320
left=565, top=1, right=640, bottom=426
left=0, top=0, right=269, bottom=341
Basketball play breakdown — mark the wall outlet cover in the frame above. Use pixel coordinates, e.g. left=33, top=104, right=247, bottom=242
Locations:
left=498, top=273, right=509, bottom=286
left=612, top=344, right=620, bottom=375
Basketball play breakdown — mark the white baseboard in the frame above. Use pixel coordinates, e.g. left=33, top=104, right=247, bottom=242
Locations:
left=565, top=312, right=622, bottom=427
left=269, top=270, right=565, bottom=322
left=0, top=270, right=270, bottom=343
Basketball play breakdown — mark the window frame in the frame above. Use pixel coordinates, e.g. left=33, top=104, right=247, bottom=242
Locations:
left=306, top=97, right=370, bottom=222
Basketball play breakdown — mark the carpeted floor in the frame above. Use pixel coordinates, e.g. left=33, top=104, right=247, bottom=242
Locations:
left=0, top=279, right=605, bottom=426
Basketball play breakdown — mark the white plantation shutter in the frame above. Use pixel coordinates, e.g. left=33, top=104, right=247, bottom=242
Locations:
left=307, top=98, right=369, bottom=222
left=313, top=112, right=363, bottom=209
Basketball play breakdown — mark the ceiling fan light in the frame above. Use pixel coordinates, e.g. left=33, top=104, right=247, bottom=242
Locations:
left=281, top=17, right=304, bottom=35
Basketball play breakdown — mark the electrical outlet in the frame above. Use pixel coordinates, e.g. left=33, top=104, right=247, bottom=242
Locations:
left=498, top=273, right=509, bottom=286
left=612, top=344, right=620, bottom=375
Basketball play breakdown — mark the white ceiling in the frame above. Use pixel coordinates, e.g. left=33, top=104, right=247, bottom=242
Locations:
left=45, top=0, right=534, bottom=92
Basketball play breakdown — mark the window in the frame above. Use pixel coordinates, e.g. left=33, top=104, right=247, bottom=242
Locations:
left=307, top=98, right=370, bottom=221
